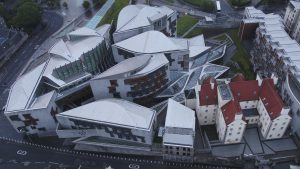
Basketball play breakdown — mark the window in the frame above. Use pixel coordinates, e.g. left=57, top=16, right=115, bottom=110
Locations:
left=176, top=147, right=179, bottom=150
left=204, top=116, right=207, bottom=119
left=176, top=152, right=179, bottom=155
left=281, top=127, right=284, bottom=130
left=269, top=135, right=272, bottom=138
left=237, top=132, right=240, bottom=135
left=282, top=122, right=286, bottom=125
left=38, top=127, right=46, bottom=131
left=277, top=134, right=280, bottom=137
left=272, top=128, right=275, bottom=131
left=235, top=138, right=238, bottom=141
left=9, top=115, right=21, bottom=121
left=229, top=133, right=232, bottom=136
left=205, top=110, right=208, bottom=112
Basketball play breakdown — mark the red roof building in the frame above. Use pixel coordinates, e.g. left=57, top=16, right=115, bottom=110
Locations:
left=260, top=79, right=284, bottom=120
left=229, top=80, right=260, bottom=102
left=221, top=100, right=242, bottom=125
left=199, top=77, right=218, bottom=106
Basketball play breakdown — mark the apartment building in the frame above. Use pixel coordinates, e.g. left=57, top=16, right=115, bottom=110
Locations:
left=163, top=99, right=195, bottom=162
left=195, top=74, right=291, bottom=143
left=283, top=1, right=300, bottom=42
left=4, top=25, right=114, bottom=137
left=239, top=7, right=300, bottom=139
left=56, top=98, right=157, bottom=154
left=113, top=4, right=177, bottom=43
left=90, top=54, right=170, bottom=105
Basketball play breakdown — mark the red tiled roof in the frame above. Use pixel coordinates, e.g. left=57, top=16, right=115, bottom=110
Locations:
left=229, top=80, right=260, bottom=102
left=231, top=73, right=245, bottom=82
left=202, top=76, right=216, bottom=85
left=260, top=79, right=284, bottom=120
left=199, top=77, right=218, bottom=106
left=221, top=100, right=242, bottom=125
left=199, top=84, right=218, bottom=106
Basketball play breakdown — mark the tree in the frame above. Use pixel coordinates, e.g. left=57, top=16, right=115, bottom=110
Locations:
left=62, top=1, right=68, bottom=9
left=82, top=0, right=90, bottom=9
left=10, top=0, right=42, bottom=33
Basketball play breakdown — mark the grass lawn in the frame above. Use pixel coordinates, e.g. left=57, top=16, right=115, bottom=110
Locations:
left=186, top=27, right=255, bottom=79
left=185, top=27, right=203, bottom=38
left=97, top=0, right=129, bottom=27
left=177, top=15, right=198, bottom=36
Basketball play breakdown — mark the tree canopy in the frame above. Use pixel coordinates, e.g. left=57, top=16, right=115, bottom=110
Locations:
left=9, top=0, right=42, bottom=33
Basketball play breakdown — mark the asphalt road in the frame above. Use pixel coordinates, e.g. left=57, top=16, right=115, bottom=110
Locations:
left=0, top=139, right=240, bottom=169
left=0, top=11, right=64, bottom=139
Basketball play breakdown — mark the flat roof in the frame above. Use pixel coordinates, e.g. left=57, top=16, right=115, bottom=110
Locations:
left=165, top=99, right=195, bottom=130
left=57, top=98, right=156, bottom=130
left=163, top=133, right=194, bottom=147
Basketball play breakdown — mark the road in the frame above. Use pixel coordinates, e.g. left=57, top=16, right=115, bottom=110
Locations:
left=0, top=138, right=241, bottom=169
left=0, top=11, right=64, bottom=139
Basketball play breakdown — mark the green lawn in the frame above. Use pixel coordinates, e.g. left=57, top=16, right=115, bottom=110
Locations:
left=185, top=27, right=203, bottom=38
left=183, top=0, right=215, bottom=12
left=185, top=27, right=255, bottom=79
left=97, top=0, right=129, bottom=27
left=177, top=15, right=198, bottom=36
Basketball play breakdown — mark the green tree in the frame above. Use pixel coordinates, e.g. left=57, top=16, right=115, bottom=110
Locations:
left=82, top=0, right=91, bottom=9
left=10, top=0, right=42, bottom=33
left=62, top=1, right=68, bottom=9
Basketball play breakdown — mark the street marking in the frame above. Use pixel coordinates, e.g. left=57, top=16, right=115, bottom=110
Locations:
left=17, top=150, right=27, bottom=156
left=129, top=164, right=140, bottom=169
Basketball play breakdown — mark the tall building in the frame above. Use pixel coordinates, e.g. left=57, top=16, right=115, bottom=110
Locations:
left=163, top=99, right=195, bottom=162
left=195, top=74, right=291, bottom=144
left=239, top=7, right=300, bottom=139
left=56, top=98, right=157, bottom=154
left=4, top=25, right=114, bottom=137
left=113, top=4, right=177, bottom=43
left=283, top=1, right=300, bottom=43
left=90, top=54, right=170, bottom=105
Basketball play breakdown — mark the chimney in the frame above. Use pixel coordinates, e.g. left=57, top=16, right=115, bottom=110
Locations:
left=271, top=73, right=278, bottom=85
left=256, top=74, right=263, bottom=86
left=280, top=107, right=290, bottom=115
left=210, top=81, right=215, bottom=90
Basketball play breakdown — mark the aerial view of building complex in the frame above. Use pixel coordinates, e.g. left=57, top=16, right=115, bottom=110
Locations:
left=0, top=0, right=300, bottom=168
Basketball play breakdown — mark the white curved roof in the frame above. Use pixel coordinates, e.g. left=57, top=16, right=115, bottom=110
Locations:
left=58, top=98, right=156, bottom=130
left=6, top=63, right=46, bottom=112
left=49, top=26, right=109, bottom=61
left=93, top=55, right=151, bottom=79
left=116, top=5, right=174, bottom=32
left=114, top=31, right=185, bottom=54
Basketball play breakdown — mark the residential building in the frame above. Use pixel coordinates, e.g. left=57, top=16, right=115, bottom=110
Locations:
left=56, top=98, right=157, bottom=154
left=283, top=1, right=300, bottom=42
left=239, top=7, right=300, bottom=139
left=195, top=74, right=291, bottom=143
left=216, top=100, right=246, bottom=144
left=4, top=25, right=114, bottom=137
left=112, top=30, right=210, bottom=71
left=163, top=99, right=195, bottom=162
left=113, top=4, right=177, bottom=43
left=194, top=77, right=218, bottom=125
left=90, top=54, right=169, bottom=105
